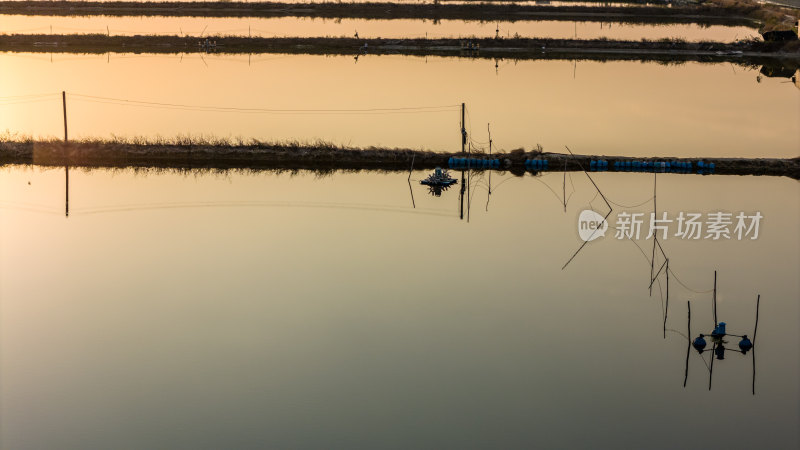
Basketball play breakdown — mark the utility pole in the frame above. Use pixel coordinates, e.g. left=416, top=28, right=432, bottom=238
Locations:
left=62, top=91, right=68, bottom=142
left=461, top=102, right=466, bottom=154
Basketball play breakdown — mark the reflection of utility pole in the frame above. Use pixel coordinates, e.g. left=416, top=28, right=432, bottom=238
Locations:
left=487, top=124, right=492, bottom=195
left=408, top=155, right=415, bottom=209
left=63, top=91, right=68, bottom=141
left=459, top=170, right=465, bottom=220
left=62, top=91, right=69, bottom=217
left=650, top=173, right=657, bottom=296
left=486, top=123, right=493, bottom=212
left=65, top=162, right=69, bottom=217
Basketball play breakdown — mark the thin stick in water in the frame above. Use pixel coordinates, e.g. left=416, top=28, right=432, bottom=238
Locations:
left=708, top=342, right=715, bottom=391
left=752, top=294, right=760, bottom=395
left=713, top=270, right=718, bottom=325
left=664, top=259, right=669, bottom=339
left=561, top=146, right=613, bottom=270
left=684, top=300, right=691, bottom=388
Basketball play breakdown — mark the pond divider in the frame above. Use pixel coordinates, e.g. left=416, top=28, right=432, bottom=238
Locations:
left=1, top=140, right=796, bottom=178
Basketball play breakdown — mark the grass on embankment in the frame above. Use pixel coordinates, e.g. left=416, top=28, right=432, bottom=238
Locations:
left=0, top=0, right=761, bottom=26
left=707, top=0, right=800, bottom=32
left=2, top=34, right=798, bottom=62
left=1, top=136, right=798, bottom=178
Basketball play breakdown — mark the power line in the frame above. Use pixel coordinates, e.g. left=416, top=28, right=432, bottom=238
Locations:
left=67, top=93, right=460, bottom=114
left=0, top=92, right=60, bottom=100
left=0, top=97, right=61, bottom=106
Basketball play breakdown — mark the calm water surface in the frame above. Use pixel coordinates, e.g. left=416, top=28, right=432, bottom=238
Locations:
left=1, top=53, right=798, bottom=158
left=0, top=14, right=759, bottom=41
left=0, top=166, right=798, bottom=449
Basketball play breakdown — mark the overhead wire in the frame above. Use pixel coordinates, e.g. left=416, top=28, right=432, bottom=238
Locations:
left=68, top=93, right=460, bottom=115
left=70, top=199, right=454, bottom=218
left=0, top=92, right=60, bottom=100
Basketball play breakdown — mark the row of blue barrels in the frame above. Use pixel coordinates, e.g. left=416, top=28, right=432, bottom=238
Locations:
left=590, top=160, right=609, bottom=171
left=448, top=157, right=501, bottom=169
left=696, top=161, right=716, bottom=170
left=525, top=159, right=549, bottom=170
left=613, top=160, right=711, bottom=172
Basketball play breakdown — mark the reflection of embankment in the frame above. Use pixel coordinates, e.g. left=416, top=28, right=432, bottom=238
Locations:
left=1, top=35, right=798, bottom=63
left=2, top=140, right=798, bottom=178
left=0, top=1, right=763, bottom=26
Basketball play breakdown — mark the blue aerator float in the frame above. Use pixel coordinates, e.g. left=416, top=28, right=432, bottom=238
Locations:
left=448, top=157, right=501, bottom=170
left=613, top=160, right=696, bottom=173
left=589, top=160, right=609, bottom=171
left=696, top=160, right=716, bottom=175
left=524, top=159, right=549, bottom=171
left=685, top=287, right=760, bottom=393
left=694, top=320, right=754, bottom=358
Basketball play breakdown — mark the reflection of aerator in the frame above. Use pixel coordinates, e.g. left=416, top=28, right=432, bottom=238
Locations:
left=684, top=275, right=760, bottom=394
left=420, top=167, right=458, bottom=197
left=692, top=322, right=754, bottom=358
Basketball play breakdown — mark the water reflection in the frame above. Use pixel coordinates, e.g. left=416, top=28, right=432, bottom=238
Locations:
left=0, top=165, right=798, bottom=448
left=2, top=54, right=797, bottom=158
left=0, top=14, right=760, bottom=41
left=684, top=292, right=760, bottom=394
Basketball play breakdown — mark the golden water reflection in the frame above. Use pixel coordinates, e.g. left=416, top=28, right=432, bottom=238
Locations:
left=0, top=14, right=760, bottom=41
left=2, top=53, right=797, bottom=158
left=0, top=166, right=798, bottom=448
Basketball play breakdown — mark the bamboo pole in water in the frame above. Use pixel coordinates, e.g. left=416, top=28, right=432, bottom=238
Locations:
left=752, top=294, right=760, bottom=395
left=713, top=271, right=718, bottom=325
left=684, top=301, right=691, bottom=388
